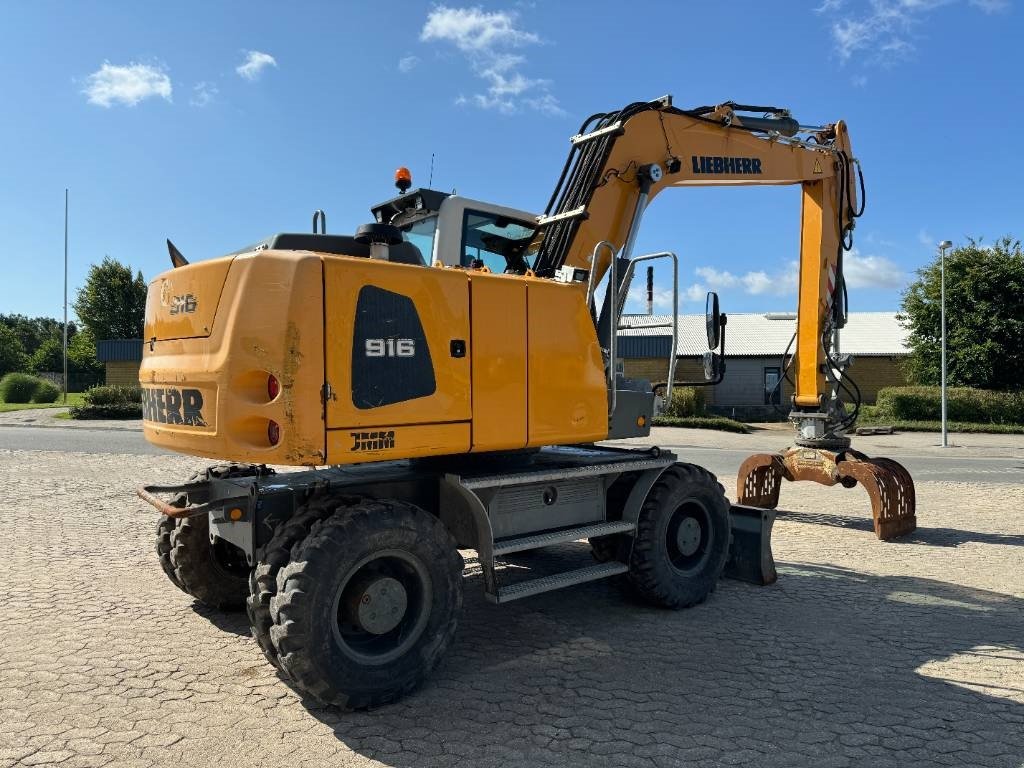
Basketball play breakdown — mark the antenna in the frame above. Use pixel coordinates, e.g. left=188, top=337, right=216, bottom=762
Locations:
left=428, top=153, right=435, bottom=188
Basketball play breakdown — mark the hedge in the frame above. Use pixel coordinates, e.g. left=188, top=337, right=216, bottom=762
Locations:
left=70, top=384, right=143, bottom=420
left=83, top=384, right=143, bottom=406
left=0, top=373, right=44, bottom=403
left=69, top=402, right=142, bottom=420
left=874, top=386, right=1024, bottom=425
left=31, top=380, right=60, bottom=403
left=662, top=387, right=707, bottom=418
left=652, top=415, right=749, bottom=433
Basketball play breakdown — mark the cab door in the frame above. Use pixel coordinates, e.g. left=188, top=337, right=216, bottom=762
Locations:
left=323, top=257, right=471, bottom=431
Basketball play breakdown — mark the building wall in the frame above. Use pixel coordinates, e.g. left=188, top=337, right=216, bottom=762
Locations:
left=622, top=358, right=715, bottom=404
left=105, top=361, right=141, bottom=386
left=623, top=354, right=908, bottom=413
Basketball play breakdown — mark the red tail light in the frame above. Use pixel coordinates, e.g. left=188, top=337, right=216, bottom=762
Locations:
left=267, top=420, right=280, bottom=446
left=267, top=374, right=280, bottom=400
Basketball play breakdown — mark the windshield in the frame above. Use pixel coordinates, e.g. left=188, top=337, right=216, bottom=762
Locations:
left=400, top=215, right=438, bottom=264
left=461, top=211, right=538, bottom=274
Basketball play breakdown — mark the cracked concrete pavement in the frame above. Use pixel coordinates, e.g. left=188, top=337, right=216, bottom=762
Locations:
left=1, top=445, right=1022, bottom=768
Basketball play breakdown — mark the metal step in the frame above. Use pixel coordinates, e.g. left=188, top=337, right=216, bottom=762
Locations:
left=493, top=521, right=635, bottom=556
left=489, top=562, right=629, bottom=604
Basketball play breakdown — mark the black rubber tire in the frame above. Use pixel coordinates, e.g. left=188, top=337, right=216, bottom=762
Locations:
left=155, top=468, right=210, bottom=593
left=156, top=514, right=186, bottom=592
left=627, top=464, right=731, bottom=609
left=170, top=513, right=251, bottom=610
left=269, top=500, right=464, bottom=709
left=246, top=497, right=341, bottom=671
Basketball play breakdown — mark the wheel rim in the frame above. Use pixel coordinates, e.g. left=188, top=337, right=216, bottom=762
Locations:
left=331, top=549, right=432, bottom=665
left=665, top=500, right=712, bottom=573
left=211, top=536, right=250, bottom=579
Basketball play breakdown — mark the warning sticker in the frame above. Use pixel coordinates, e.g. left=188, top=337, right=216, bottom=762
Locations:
left=813, top=158, right=823, bottom=174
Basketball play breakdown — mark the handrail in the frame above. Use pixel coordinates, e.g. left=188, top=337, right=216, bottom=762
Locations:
left=618, top=251, right=679, bottom=412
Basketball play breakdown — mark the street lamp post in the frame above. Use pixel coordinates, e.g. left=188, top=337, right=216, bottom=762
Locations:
left=938, top=240, right=953, bottom=448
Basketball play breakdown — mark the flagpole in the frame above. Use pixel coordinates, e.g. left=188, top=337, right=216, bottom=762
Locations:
left=63, top=188, right=68, bottom=404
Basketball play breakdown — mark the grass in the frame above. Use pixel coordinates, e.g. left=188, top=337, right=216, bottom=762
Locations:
left=0, top=392, right=86, bottom=413
left=652, top=415, right=750, bottom=433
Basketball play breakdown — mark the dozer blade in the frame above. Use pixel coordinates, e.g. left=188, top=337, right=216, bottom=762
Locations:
left=724, top=504, right=777, bottom=586
left=736, top=447, right=916, bottom=541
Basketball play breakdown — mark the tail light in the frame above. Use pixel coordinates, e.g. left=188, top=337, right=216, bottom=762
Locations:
left=267, top=374, right=280, bottom=400
left=267, top=420, right=280, bottom=446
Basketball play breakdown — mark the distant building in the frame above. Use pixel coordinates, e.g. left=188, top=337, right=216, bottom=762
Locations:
left=96, top=339, right=143, bottom=386
left=619, top=312, right=910, bottom=420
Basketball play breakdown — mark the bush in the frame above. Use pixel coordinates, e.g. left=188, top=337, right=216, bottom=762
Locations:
left=663, top=386, right=707, bottom=418
left=0, top=372, right=43, bottom=403
left=652, top=415, right=749, bottom=433
left=31, top=381, right=60, bottom=403
left=69, top=402, right=142, bottom=420
left=875, top=386, right=1024, bottom=425
left=83, top=384, right=142, bottom=406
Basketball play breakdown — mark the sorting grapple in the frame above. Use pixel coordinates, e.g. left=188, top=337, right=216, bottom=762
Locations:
left=737, top=447, right=916, bottom=540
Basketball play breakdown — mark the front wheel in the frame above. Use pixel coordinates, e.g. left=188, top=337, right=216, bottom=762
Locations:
left=627, top=464, right=731, bottom=609
left=270, top=500, right=463, bottom=709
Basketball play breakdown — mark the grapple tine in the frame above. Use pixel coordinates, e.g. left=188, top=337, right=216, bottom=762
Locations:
left=738, top=446, right=917, bottom=542
left=836, top=455, right=917, bottom=541
left=736, top=453, right=785, bottom=508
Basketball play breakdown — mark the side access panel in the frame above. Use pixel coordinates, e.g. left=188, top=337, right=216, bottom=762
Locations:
left=469, top=273, right=527, bottom=452
left=324, top=259, right=471, bottom=462
left=526, top=280, right=608, bottom=446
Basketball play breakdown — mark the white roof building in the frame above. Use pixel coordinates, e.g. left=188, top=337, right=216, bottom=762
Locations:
left=618, top=312, right=909, bottom=358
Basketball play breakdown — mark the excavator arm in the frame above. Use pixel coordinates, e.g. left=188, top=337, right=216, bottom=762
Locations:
left=534, top=97, right=914, bottom=540
left=535, top=98, right=861, bottom=440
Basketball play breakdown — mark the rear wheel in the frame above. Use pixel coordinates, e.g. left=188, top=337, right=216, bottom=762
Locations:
left=247, top=497, right=344, bottom=671
left=170, top=514, right=250, bottom=610
left=163, top=464, right=262, bottom=610
left=627, top=464, right=730, bottom=609
left=270, top=500, right=463, bottom=709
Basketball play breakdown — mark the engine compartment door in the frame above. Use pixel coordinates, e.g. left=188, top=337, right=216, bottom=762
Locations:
left=323, top=257, right=471, bottom=430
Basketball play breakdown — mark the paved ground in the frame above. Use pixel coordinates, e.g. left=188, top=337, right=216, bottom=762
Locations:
left=2, top=433, right=1022, bottom=768
left=2, top=410, right=1021, bottom=483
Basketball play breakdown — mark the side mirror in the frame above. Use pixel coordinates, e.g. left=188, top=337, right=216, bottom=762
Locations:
left=703, top=351, right=725, bottom=381
left=706, top=292, right=721, bottom=349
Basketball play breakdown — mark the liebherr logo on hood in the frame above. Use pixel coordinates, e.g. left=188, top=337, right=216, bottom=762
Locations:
left=143, top=388, right=206, bottom=426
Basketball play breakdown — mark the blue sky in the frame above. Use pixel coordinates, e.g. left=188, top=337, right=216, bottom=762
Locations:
left=1, top=0, right=1020, bottom=321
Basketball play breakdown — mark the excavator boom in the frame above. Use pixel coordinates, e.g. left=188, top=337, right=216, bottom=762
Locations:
left=532, top=96, right=913, bottom=539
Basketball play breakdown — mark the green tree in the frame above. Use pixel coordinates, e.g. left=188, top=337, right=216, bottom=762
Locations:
left=67, top=328, right=104, bottom=376
left=28, top=337, right=63, bottom=373
left=0, top=314, right=76, bottom=357
left=900, top=237, right=1024, bottom=391
left=0, top=325, right=27, bottom=376
left=72, top=257, right=146, bottom=340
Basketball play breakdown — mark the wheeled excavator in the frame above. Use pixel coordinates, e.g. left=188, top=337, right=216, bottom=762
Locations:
left=138, top=96, right=916, bottom=709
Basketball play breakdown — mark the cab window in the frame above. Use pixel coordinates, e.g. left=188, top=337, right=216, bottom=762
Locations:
left=400, top=215, right=438, bottom=264
left=461, top=211, right=537, bottom=274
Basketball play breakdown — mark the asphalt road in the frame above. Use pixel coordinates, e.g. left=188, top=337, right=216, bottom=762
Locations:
left=0, top=424, right=1020, bottom=484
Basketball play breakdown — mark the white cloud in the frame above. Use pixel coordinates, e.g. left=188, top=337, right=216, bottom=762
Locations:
left=969, top=0, right=1009, bottom=11
left=818, top=0, right=1006, bottom=64
left=82, top=62, right=172, bottom=107
left=695, top=262, right=797, bottom=297
left=190, top=81, right=217, bottom=107
left=918, top=228, right=936, bottom=247
left=236, top=51, right=277, bottom=81
left=421, top=6, right=540, bottom=51
left=842, top=249, right=906, bottom=288
left=695, top=266, right=739, bottom=288
left=851, top=73, right=869, bottom=87
left=398, top=55, right=420, bottom=73
left=420, top=5, right=562, bottom=116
